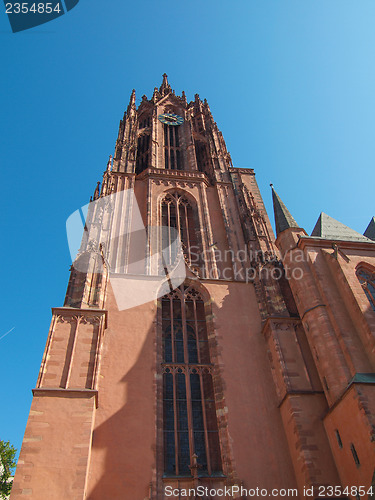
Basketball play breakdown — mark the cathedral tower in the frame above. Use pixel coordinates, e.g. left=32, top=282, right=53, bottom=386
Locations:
left=11, top=76, right=375, bottom=499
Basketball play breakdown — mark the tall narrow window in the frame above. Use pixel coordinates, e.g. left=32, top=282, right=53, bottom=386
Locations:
left=357, top=267, right=375, bottom=311
left=136, top=132, right=150, bottom=174
left=194, top=139, right=210, bottom=173
left=161, top=192, right=203, bottom=275
left=164, top=124, right=183, bottom=170
left=162, top=285, right=222, bottom=477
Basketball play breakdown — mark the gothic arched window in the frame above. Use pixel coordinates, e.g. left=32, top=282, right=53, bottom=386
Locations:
left=161, top=192, right=203, bottom=274
left=357, top=267, right=375, bottom=312
left=161, top=285, right=222, bottom=477
left=135, top=132, right=150, bottom=174
left=164, top=124, right=182, bottom=170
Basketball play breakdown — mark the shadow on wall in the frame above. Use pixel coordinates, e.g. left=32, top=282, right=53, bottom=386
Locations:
left=87, top=319, right=156, bottom=500
left=86, top=279, right=300, bottom=499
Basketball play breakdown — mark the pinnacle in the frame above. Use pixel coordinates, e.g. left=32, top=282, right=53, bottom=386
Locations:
left=364, top=216, right=375, bottom=241
left=160, top=73, right=172, bottom=95
left=270, top=185, right=299, bottom=236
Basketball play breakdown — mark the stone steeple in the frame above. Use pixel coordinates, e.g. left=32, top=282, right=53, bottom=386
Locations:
left=271, top=185, right=299, bottom=236
left=364, top=216, right=375, bottom=241
left=159, top=73, right=172, bottom=96
left=127, top=88, right=136, bottom=115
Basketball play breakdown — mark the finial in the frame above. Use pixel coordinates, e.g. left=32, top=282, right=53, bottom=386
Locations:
left=270, top=183, right=274, bottom=188
left=93, top=181, right=100, bottom=201
left=107, top=155, right=113, bottom=172
left=127, top=89, right=136, bottom=114
left=160, top=73, right=171, bottom=95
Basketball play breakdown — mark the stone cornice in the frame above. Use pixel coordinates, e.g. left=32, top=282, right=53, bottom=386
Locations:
left=278, top=390, right=325, bottom=409
left=110, top=171, right=136, bottom=178
left=229, top=167, right=255, bottom=175
left=138, top=167, right=210, bottom=186
left=323, top=374, right=375, bottom=418
left=51, top=307, right=108, bottom=328
left=297, top=235, right=375, bottom=252
left=32, top=388, right=99, bottom=408
left=261, top=316, right=301, bottom=334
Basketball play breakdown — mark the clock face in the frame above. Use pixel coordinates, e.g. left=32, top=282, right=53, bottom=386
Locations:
left=158, top=113, right=184, bottom=126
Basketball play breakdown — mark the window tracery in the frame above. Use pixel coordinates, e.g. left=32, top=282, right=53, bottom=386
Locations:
left=161, top=285, right=222, bottom=477
left=161, top=192, right=203, bottom=275
left=357, top=267, right=375, bottom=311
left=136, top=132, right=150, bottom=174
left=164, top=124, right=182, bottom=170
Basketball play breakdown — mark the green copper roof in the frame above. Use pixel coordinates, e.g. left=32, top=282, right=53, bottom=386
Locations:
left=311, top=213, right=373, bottom=242
left=364, top=216, right=375, bottom=241
left=271, top=186, right=299, bottom=236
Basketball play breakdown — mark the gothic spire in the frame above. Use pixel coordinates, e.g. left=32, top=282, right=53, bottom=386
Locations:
left=364, top=216, right=375, bottom=241
left=93, top=181, right=100, bottom=201
left=106, top=155, right=112, bottom=172
left=159, top=73, right=172, bottom=96
left=271, top=185, right=299, bottom=236
left=127, top=89, right=136, bottom=115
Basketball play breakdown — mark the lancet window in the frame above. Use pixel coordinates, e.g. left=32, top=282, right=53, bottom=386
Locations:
left=161, top=192, right=203, bottom=274
left=194, top=140, right=210, bottom=173
left=357, top=267, right=375, bottom=312
left=136, top=133, right=150, bottom=174
left=161, top=285, right=222, bottom=477
left=164, top=124, right=182, bottom=170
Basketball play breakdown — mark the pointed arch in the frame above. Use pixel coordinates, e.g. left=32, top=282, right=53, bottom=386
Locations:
left=356, top=263, right=375, bottom=312
left=163, top=123, right=183, bottom=170
left=160, top=190, right=203, bottom=276
left=135, top=130, right=150, bottom=175
left=160, top=283, right=222, bottom=477
left=158, top=101, right=185, bottom=171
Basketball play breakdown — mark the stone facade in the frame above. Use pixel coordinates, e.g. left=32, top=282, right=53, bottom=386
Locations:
left=11, top=75, right=375, bottom=499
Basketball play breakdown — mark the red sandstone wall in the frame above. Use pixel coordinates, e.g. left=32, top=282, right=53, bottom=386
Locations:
left=86, top=286, right=157, bottom=500
left=84, top=280, right=299, bottom=499
left=11, top=393, right=96, bottom=500
left=324, top=384, right=375, bottom=498
left=201, top=282, right=298, bottom=494
left=277, top=229, right=375, bottom=498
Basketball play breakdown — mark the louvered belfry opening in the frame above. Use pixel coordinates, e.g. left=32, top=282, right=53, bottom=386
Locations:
left=194, top=139, right=210, bottom=173
left=135, top=132, right=150, bottom=174
left=161, top=285, right=222, bottom=477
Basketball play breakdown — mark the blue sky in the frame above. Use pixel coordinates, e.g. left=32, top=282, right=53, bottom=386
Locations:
left=1, top=0, right=375, bottom=456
